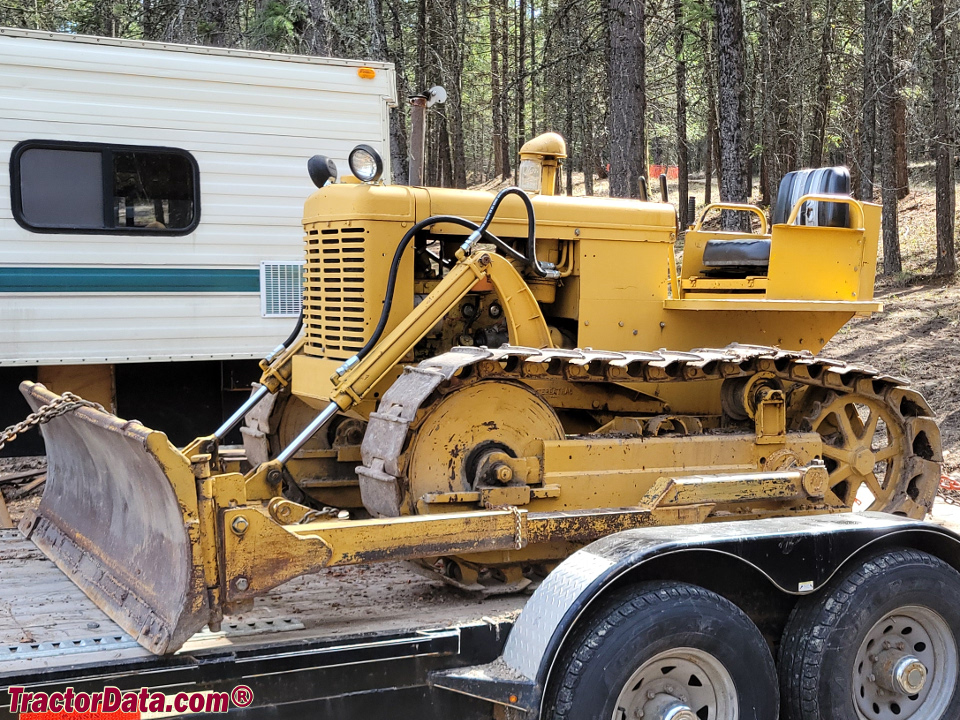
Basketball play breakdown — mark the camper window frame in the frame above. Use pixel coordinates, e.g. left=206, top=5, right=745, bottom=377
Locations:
left=9, top=139, right=201, bottom=236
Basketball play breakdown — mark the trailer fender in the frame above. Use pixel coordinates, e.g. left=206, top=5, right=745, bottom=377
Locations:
left=430, top=512, right=960, bottom=716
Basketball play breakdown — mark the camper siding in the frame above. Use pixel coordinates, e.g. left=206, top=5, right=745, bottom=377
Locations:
left=0, top=30, right=396, bottom=366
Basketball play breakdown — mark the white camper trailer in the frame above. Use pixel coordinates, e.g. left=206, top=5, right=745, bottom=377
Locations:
left=0, top=28, right=396, bottom=449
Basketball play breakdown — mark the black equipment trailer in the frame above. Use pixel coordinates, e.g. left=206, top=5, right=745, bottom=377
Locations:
left=4, top=514, right=960, bottom=720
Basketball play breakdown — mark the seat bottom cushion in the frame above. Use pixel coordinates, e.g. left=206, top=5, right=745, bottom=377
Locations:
left=702, top=238, right=771, bottom=268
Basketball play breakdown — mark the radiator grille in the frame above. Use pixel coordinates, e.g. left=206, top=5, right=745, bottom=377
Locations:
left=260, top=261, right=304, bottom=317
left=304, top=226, right=368, bottom=361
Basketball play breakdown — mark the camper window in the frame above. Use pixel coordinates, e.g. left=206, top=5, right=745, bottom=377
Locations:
left=11, top=140, right=199, bottom=235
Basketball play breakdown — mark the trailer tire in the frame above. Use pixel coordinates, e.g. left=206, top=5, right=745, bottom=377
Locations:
left=543, top=581, right=779, bottom=720
left=779, top=548, right=960, bottom=720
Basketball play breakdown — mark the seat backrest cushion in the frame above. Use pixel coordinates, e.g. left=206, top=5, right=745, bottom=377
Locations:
left=772, top=167, right=851, bottom=227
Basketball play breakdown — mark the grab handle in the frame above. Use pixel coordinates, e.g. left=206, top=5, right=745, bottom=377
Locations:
left=692, top=203, right=769, bottom=235
left=784, top=194, right=865, bottom=230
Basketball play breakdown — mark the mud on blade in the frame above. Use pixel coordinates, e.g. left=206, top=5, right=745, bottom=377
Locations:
left=18, top=382, right=209, bottom=654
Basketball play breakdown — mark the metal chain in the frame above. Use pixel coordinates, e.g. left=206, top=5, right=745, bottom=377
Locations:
left=509, top=505, right=524, bottom=550
left=939, top=474, right=960, bottom=505
left=0, top=393, right=104, bottom=452
left=298, top=506, right=350, bottom=523
left=482, top=503, right=525, bottom=550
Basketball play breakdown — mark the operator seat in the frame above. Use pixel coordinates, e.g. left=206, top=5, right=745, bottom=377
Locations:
left=701, top=167, right=851, bottom=274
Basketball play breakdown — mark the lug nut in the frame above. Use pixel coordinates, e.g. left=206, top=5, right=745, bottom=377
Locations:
left=231, top=516, right=249, bottom=535
left=235, top=576, right=249, bottom=591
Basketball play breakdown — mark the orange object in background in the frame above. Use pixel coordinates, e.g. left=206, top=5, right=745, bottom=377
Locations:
left=649, top=164, right=679, bottom=180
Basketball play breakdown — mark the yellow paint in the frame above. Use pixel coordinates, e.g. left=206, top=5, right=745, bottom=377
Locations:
left=37, top=364, right=115, bottom=412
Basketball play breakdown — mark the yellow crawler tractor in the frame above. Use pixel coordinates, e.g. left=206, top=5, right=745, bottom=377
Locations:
left=19, top=134, right=940, bottom=657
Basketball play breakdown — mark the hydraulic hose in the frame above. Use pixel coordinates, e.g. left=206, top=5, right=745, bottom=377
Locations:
left=262, top=309, right=304, bottom=365
left=477, top=187, right=555, bottom=279
left=281, top=310, right=304, bottom=349
left=335, top=215, right=484, bottom=376
left=334, top=187, right=554, bottom=377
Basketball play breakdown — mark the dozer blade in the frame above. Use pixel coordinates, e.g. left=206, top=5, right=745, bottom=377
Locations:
left=18, top=382, right=210, bottom=654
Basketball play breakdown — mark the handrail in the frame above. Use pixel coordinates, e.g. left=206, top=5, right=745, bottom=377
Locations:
left=784, top=194, right=865, bottom=230
left=691, top=202, right=769, bottom=235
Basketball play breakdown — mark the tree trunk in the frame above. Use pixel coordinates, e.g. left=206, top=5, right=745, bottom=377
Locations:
left=859, top=0, right=877, bottom=201
left=714, top=0, right=750, bottom=230
left=490, top=0, right=507, bottom=179
left=807, top=0, right=833, bottom=168
left=435, top=0, right=467, bottom=187
left=530, top=0, right=537, bottom=136
left=584, top=112, right=596, bottom=195
left=565, top=39, right=574, bottom=195
left=703, top=19, right=715, bottom=205
left=498, top=0, right=511, bottom=179
left=142, top=0, right=162, bottom=40
left=674, top=0, right=689, bottom=225
left=876, top=0, right=901, bottom=273
left=893, top=93, right=909, bottom=199
left=384, top=0, right=410, bottom=185
left=758, top=1, right=773, bottom=204
left=303, top=0, right=332, bottom=55
left=447, top=74, right=468, bottom=188
left=760, top=151, right=769, bottom=206
left=416, top=0, right=427, bottom=91
left=366, top=0, right=386, bottom=60
left=931, top=0, right=956, bottom=275
left=200, top=0, right=241, bottom=47
left=606, top=0, right=646, bottom=199
left=518, top=0, right=527, bottom=148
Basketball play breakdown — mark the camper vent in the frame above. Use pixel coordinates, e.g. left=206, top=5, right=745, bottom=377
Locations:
left=260, top=261, right=304, bottom=318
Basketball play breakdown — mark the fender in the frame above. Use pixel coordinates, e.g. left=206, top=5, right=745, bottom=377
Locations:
left=430, top=512, right=960, bottom=716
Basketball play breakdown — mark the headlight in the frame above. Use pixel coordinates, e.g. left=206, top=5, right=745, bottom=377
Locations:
left=348, top=144, right=384, bottom=183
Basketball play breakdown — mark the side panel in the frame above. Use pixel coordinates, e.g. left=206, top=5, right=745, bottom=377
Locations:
left=0, top=32, right=395, bottom=366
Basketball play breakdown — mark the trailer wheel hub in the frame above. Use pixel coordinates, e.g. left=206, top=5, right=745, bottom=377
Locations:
left=854, top=605, right=956, bottom=719
left=613, top=648, right=737, bottom=720
left=640, top=693, right=697, bottom=720
left=888, top=655, right=927, bottom=695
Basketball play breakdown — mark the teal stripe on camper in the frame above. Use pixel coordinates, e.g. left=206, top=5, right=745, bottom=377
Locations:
left=0, top=267, right=260, bottom=293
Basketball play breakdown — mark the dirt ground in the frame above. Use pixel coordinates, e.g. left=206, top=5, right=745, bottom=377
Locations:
left=823, top=279, right=960, bottom=473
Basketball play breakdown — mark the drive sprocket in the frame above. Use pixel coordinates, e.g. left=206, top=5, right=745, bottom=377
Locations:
left=794, top=387, right=938, bottom=517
